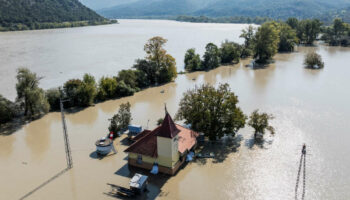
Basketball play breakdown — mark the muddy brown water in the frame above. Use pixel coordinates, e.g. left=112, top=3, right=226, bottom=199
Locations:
left=1, top=22, right=350, bottom=200
left=0, top=19, right=253, bottom=100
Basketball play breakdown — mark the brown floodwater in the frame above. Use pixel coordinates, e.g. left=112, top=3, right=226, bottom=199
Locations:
left=1, top=28, right=350, bottom=199
left=0, top=19, right=253, bottom=100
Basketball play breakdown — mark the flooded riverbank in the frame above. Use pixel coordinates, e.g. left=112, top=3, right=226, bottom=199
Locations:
left=1, top=44, right=350, bottom=199
left=0, top=19, right=252, bottom=100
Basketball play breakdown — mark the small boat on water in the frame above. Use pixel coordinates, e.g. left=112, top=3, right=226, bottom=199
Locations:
left=95, top=137, right=113, bottom=155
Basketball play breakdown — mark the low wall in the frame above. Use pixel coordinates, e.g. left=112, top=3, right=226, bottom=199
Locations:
left=128, top=157, right=185, bottom=175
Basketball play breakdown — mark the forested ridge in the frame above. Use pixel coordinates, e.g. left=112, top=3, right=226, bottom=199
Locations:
left=0, top=0, right=116, bottom=31
left=96, top=0, right=350, bottom=23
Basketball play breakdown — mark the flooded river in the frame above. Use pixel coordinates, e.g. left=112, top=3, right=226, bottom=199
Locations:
left=1, top=21, right=350, bottom=200
left=0, top=19, right=250, bottom=100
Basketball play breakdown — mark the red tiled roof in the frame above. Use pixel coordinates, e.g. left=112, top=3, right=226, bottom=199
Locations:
left=124, top=124, right=199, bottom=158
left=132, top=130, right=151, bottom=141
left=176, top=125, right=199, bottom=154
left=157, top=113, right=180, bottom=138
left=125, top=127, right=160, bottom=157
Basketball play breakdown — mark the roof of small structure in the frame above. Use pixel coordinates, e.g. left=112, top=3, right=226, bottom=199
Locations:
left=156, top=113, right=180, bottom=138
left=177, top=125, right=199, bottom=154
left=124, top=122, right=199, bottom=158
left=132, top=130, right=151, bottom=141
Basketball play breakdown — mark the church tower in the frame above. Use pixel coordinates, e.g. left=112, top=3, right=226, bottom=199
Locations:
left=156, top=106, right=180, bottom=168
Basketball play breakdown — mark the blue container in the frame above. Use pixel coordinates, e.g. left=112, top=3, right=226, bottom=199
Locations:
left=128, top=125, right=143, bottom=134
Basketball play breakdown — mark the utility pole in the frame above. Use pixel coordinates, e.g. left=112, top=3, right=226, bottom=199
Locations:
left=60, top=99, right=73, bottom=169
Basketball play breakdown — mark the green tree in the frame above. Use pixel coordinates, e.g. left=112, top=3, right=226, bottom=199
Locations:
left=304, top=52, right=324, bottom=69
left=157, top=54, right=177, bottom=83
left=321, top=18, right=348, bottom=46
left=253, top=22, right=280, bottom=63
left=175, top=83, right=246, bottom=141
left=77, top=73, right=97, bottom=106
left=278, top=23, right=299, bottom=52
left=116, top=69, right=139, bottom=89
left=202, top=43, right=221, bottom=70
left=16, top=68, right=49, bottom=116
left=63, top=79, right=83, bottom=107
left=46, top=88, right=62, bottom=111
left=140, top=36, right=177, bottom=84
left=220, top=40, right=241, bottom=64
left=248, top=109, right=275, bottom=140
left=133, top=59, right=157, bottom=85
left=0, top=94, right=17, bottom=123
left=109, top=102, right=132, bottom=134
left=240, top=25, right=255, bottom=50
left=97, top=76, right=118, bottom=100
left=115, top=80, right=136, bottom=97
left=298, top=19, right=322, bottom=45
left=286, top=17, right=299, bottom=30
left=63, top=74, right=97, bottom=107
left=184, top=48, right=201, bottom=71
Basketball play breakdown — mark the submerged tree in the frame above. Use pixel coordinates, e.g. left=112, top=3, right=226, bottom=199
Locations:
left=109, top=102, right=132, bottom=134
left=248, top=110, right=275, bottom=140
left=304, top=52, right=324, bottom=69
left=63, top=74, right=97, bottom=107
left=220, top=40, right=241, bottom=64
left=16, top=68, right=49, bottom=117
left=278, top=23, right=299, bottom=52
left=97, top=76, right=117, bottom=100
left=253, top=22, right=280, bottom=64
left=297, top=19, right=322, bottom=45
left=176, top=83, right=246, bottom=141
left=240, top=25, right=255, bottom=50
left=46, top=88, right=62, bottom=111
left=0, top=94, right=17, bottom=123
left=143, top=36, right=177, bottom=84
left=184, top=48, right=201, bottom=71
left=202, top=43, right=221, bottom=70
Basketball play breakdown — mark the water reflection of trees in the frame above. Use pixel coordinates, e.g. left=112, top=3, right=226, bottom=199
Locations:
left=24, top=115, right=52, bottom=159
left=66, top=106, right=99, bottom=125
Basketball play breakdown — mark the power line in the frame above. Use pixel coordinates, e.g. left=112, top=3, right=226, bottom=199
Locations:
left=60, top=99, right=73, bottom=169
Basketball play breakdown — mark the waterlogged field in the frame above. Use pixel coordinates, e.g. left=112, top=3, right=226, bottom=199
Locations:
left=1, top=20, right=350, bottom=200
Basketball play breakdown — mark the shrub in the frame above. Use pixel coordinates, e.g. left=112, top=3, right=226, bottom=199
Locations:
left=0, top=95, right=17, bottom=123
left=46, top=88, right=62, bottom=111
left=304, top=52, right=324, bottom=69
left=97, top=77, right=118, bottom=101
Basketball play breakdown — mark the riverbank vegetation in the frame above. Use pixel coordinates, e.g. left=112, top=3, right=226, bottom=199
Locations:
left=0, top=36, right=177, bottom=125
left=0, top=20, right=118, bottom=32
left=184, top=17, right=349, bottom=72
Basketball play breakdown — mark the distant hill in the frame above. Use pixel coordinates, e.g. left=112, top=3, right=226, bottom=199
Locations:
left=0, top=0, right=115, bottom=31
left=97, top=0, right=350, bottom=22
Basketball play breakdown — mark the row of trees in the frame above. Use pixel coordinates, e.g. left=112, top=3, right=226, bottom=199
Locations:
left=184, top=18, right=331, bottom=69
left=0, top=36, right=177, bottom=124
left=184, top=41, right=242, bottom=71
left=176, top=83, right=274, bottom=141
left=321, top=18, right=350, bottom=46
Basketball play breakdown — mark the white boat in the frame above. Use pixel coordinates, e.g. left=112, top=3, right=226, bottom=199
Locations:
left=95, top=137, right=113, bottom=155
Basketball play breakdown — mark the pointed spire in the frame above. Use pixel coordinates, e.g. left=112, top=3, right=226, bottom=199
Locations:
left=164, top=103, right=168, bottom=115
left=157, top=108, right=180, bottom=138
